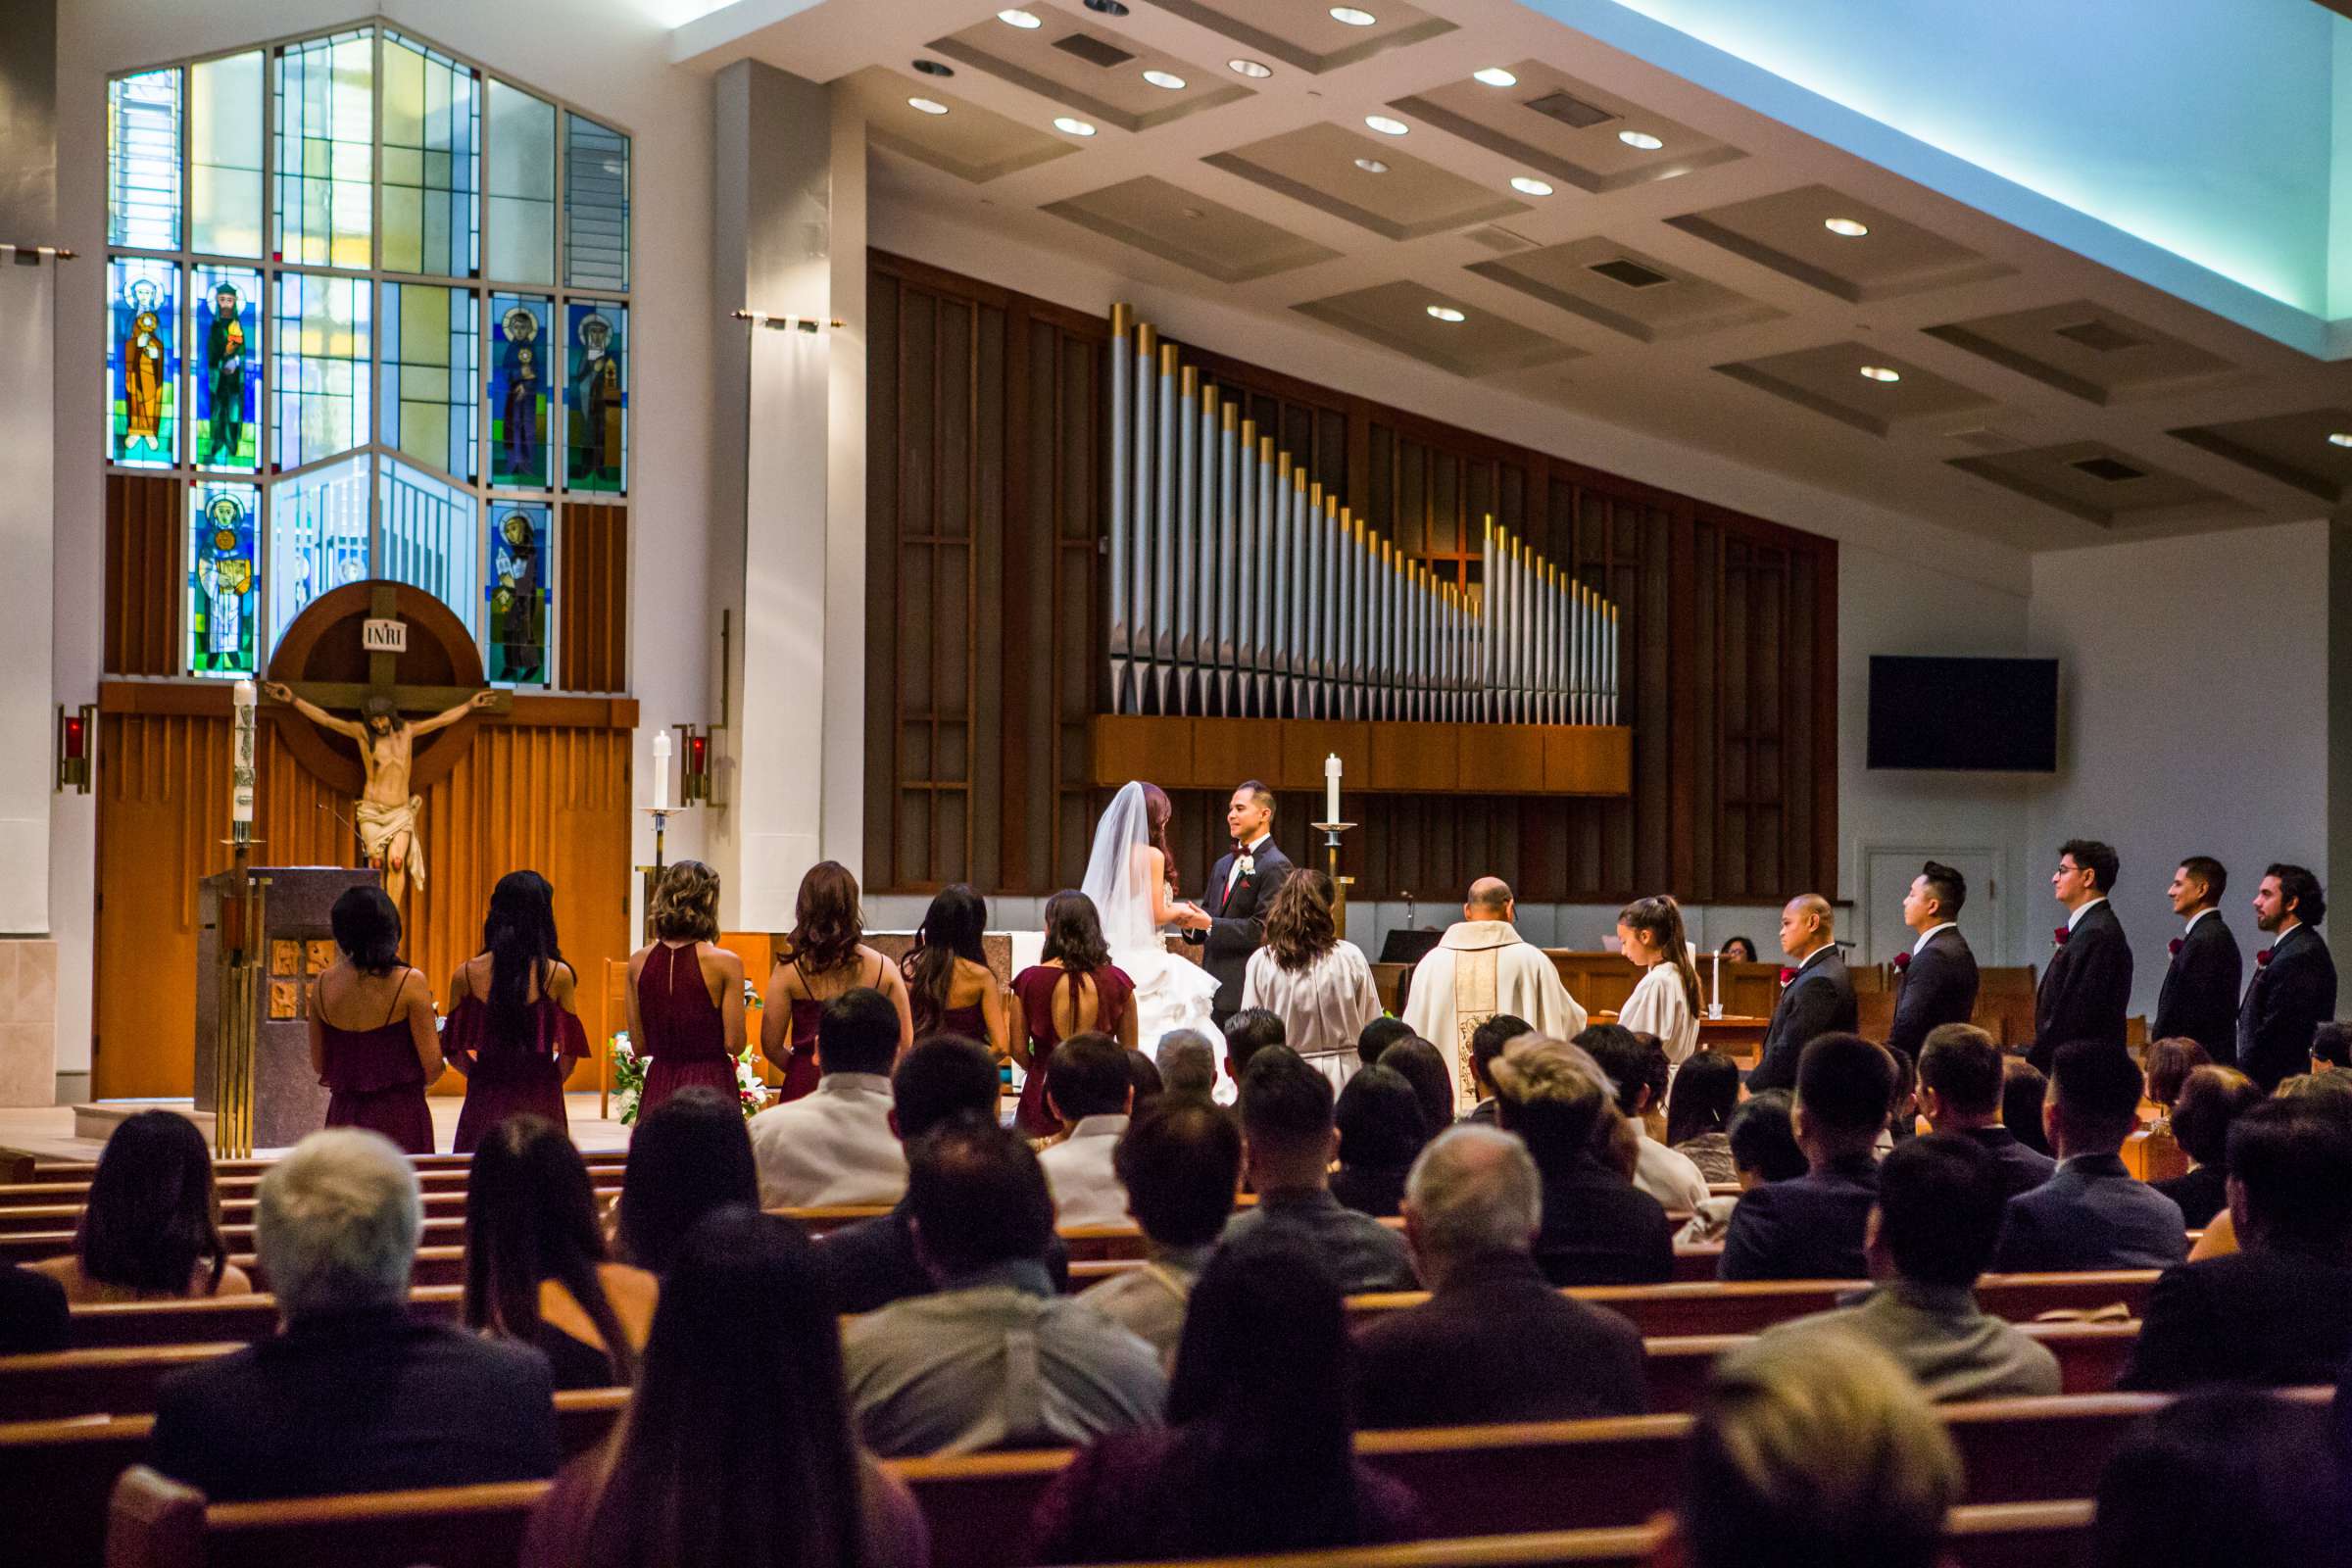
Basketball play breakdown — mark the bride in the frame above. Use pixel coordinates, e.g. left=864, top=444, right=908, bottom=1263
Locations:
left=1083, top=781, right=1224, bottom=1062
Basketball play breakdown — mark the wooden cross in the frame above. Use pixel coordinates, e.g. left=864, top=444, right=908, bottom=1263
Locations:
left=274, top=584, right=514, bottom=721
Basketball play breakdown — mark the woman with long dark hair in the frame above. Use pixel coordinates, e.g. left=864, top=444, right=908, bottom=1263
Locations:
left=900, top=883, right=1008, bottom=1060
left=1328, top=1065, right=1430, bottom=1218
left=464, top=1115, right=654, bottom=1388
left=30, top=1109, right=251, bottom=1302
left=1616, top=895, right=1703, bottom=1068
left=1665, top=1049, right=1742, bottom=1184
left=1011, top=890, right=1137, bottom=1136
left=521, top=1206, right=928, bottom=1568
left=763, top=861, right=912, bottom=1105
left=1241, top=868, right=1381, bottom=1089
left=445, top=870, right=591, bottom=1152
left=1028, top=1230, right=1422, bottom=1561
left=611, top=1087, right=760, bottom=1277
left=627, top=860, right=746, bottom=1118
left=311, top=884, right=441, bottom=1152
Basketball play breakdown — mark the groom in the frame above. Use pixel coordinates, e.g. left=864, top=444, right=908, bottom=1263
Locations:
left=1181, top=780, right=1293, bottom=1030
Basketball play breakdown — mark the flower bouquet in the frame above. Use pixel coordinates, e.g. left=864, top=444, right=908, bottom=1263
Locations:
left=609, top=1029, right=771, bottom=1126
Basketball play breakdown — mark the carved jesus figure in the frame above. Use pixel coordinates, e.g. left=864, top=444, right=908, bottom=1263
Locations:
left=262, top=683, right=497, bottom=906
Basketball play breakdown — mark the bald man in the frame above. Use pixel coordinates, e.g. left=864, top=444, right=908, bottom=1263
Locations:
left=1746, top=895, right=1858, bottom=1094
left=1400, top=878, right=1588, bottom=1112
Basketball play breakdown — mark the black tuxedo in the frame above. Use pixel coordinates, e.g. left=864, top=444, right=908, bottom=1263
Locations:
left=2235, top=922, right=2338, bottom=1091
left=1886, top=925, right=1979, bottom=1063
left=2152, top=910, right=2243, bottom=1063
left=1186, top=837, right=1293, bottom=1019
left=2030, top=900, right=2132, bottom=1068
left=1746, top=948, right=1858, bottom=1094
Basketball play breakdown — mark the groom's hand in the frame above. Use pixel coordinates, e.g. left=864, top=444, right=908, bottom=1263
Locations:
left=1176, top=906, right=1213, bottom=931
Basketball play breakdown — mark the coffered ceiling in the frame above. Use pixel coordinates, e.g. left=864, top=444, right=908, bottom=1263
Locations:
left=677, top=0, right=2352, bottom=552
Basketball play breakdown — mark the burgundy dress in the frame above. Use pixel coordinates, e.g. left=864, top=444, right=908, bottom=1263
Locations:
left=909, top=992, right=987, bottom=1045
left=635, top=943, right=736, bottom=1116
left=1010, top=963, right=1134, bottom=1137
left=318, top=982, right=434, bottom=1155
left=775, top=954, right=894, bottom=1106
left=445, top=968, right=590, bottom=1153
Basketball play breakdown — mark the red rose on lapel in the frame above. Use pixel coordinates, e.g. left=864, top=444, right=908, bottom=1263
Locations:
left=2053, top=926, right=2070, bottom=950
left=1778, top=966, right=1797, bottom=986
left=2169, top=938, right=2183, bottom=957
left=1891, top=952, right=1911, bottom=973
left=2257, top=948, right=2275, bottom=968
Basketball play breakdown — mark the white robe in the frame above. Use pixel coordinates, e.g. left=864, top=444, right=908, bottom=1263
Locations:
left=1400, top=920, right=1588, bottom=1110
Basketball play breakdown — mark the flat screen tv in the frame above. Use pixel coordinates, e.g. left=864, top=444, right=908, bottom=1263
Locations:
left=1868, top=656, right=2058, bottom=772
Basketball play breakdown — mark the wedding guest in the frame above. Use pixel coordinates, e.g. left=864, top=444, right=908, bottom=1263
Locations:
left=612, top=1088, right=759, bottom=1278
left=30, top=1109, right=252, bottom=1302
left=1328, top=1065, right=1429, bottom=1219
left=1154, top=1028, right=1217, bottom=1101
left=2153, top=856, right=2240, bottom=1061
left=1666, top=1049, right=1742, bottom=1184
left=0, top=1264, right=65, bottom=1352
left=1678, top=1090, right=1804, bottom=1246
left=2002, top=1056, right=2054, bottom=1156
left=520, top=1207, right=927, bottom=1568
left=1992, top=1040, right=2185, bottom=1274
left=1124, top=1050, right=1164, bottom=1113
left=1037, top=1033, right=1138, bottom=1228
left=901, top=883, right=1009, bottom=1061
left=1241, top=868, right=1383, bottom=1089
left=2032, top=838, right=2133, bottom=1065
left=311, top=885, right=440, bottom=1153
left=1580, top=1024, right=1709, bottom=1212
left=2143, top=1036, right=2211, bottom=1123
left=2314, top=1020, right=2352, bottom=1076
left=1720, top=935, right=1758, bottom=963
left=2151, top=1065, right=2262, bottom=1227
left=1378, top=1036, right=1457, bottom=1147
left=1747, top=895, right=1858, bottom=1094
left=1616, top=895, right=1701, bottom=1066
left=2237, top=863, right=2338, bottom=1092
left=1356, top=1016, right=1414, bottom=1071
left=463, top=1115, right=653, bottom=1389
left=1491, top=1036, right=1673, bottom=1285
left=1220, top=1007, right=1286, bottom=1086
left=2092, top=1390, right=2348, bottom=1568
left=626, top=861, right=745, bottom=1118
left=1886, top=861, right=1980, bottom=1067
left=445, top=869, right=588, bottom=1152
left=1012, top=892, right=1137, bottom=1136
left=1917, top=1024, right=2056, bottom=1198
left=1457, top=1014, right=1534, bottom=1127
left=765, top=861, right=914, bottom=1105
left=1721, top=1034, right=1894, bottom=1281
left=750, top=988, right=907, bottom=1209
left=1221, top=1048, right=1417, bottom=1293
left=1079, top=1097, right=1243, bottom=1361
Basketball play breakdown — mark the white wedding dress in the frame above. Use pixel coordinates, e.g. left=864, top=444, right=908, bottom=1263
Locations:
left=1083, top=782, right=1223, bottom=1063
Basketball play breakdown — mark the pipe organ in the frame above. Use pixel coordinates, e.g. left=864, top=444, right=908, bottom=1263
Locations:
left=1105, top=305, right=1620, bottom=728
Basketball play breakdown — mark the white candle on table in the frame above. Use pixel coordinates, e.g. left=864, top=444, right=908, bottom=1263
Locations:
left=230, top=680, right=256, bottom=824
left=1711, top=946, right=1722, bottom=1017
left=652, top=730, right=671, bottom=810
left=1325, top=753, right=1342, bottom=823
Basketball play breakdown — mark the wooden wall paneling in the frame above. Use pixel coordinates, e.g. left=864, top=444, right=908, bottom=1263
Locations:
left=865, top=270, right=904, bottom=891
left=105, top=473, right=180, bottom=676
left=1052, top=321, right=1103, bottom=892
left=557, top=503, right=628, bottom=693
left=1691, top=515, right=1722, bottom=899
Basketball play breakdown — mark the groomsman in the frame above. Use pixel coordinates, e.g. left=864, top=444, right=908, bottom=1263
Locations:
left=1181, top=780, right=1292, bottom=1030
left=2030, top=840, right=2132, bottom=1068
left=2152, top=856, right=2241, bottom=1062
left=1746, top=895, right=1858, bottom=1094
left=2235, top=863, right=2338, bottom=1092
left=1886, top=860, right=1980, bottom=1066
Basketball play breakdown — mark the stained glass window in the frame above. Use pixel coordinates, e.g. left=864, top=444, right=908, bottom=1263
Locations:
left=108, top=70, right=180, bottom=251
left=564, top=114, right=629, bottom=290
left=488, top=293, right=551, bottom=489
left=270, top=454, right=371, bottom=645
left=273, top=31, right=374, bottom=269
left=485, top=82, right=556, bottom=284
left=272, top=272, right=370, bottom=468
left=188, top=481, right=261, bottom=676
left=381, top=35, right=480, bottom=278
left=190, top=52, right=264, bottom=258
left=381, top=461, right=479, bottom=623
left=381, top=283, right=477, bottom=482
left=564, top=300, right=625, bottom=493
left=189, top=265, right=262, bottom=471
left=109, top=258, right=179, bottom=466
left=485, top=502, right=553, bottom=686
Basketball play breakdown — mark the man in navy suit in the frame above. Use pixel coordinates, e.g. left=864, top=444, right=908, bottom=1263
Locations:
left=2235, top=863, right=2339, bottom=1092
left=1720, top=1032, right=1893, bottom=1280
left=2152, top=855, right=2241, bottom=1063
left=1990, top=1040, right=2185, bottom=1274
left=2029, top=839, right=2133, bottom=1069
left=1886, top=860, right=1980, bottom=1067
left=1746, top=894, right=1858, bottom=1094
left=1179, top=779, right=1292, bottom=1030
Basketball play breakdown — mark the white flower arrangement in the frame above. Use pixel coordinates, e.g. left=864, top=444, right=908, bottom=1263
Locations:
left=609, top=1028, right=770, bottom=1126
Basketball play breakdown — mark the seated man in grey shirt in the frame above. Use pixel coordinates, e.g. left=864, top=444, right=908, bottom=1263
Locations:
left=843, top=1112, right=1166, bottom=1457
left=1219, top=1046, right=1417, bottom=1294
left=1078, top=1097, right=1243, bottom=1362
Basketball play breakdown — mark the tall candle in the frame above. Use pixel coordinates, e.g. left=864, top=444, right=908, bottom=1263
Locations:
left=230, top=680, right=257, bottom=825
left=652, top=730, right=672, bottom=810
left=1711, top=946, right=1722, bottom=1015
left=1324, top=753, right=1341, bottom=823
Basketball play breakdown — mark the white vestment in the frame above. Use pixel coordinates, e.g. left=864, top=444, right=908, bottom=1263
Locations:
left=1401, top=920, right=1588, bottom=1110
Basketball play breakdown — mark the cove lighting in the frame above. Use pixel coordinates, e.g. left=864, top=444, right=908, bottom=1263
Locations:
left=1510, top=176, right=1553, bottom=196
left=1858, top=365, right=1902, bottom=383
left=1142, top=70, right=1187, bottom=90
left=1054, top=116, right=1098, bottom=136
left=907, top=97, right=949, bottom=116
left=1618, top=130, right=1663, bottom=150
left=1330, top=7, right=1378, bottom=24
left=1426, top=305, right=1466, bottom=322
left=1824, top=217, right=1870, bottom=237
left=1474, top=67, right=1518, bottom=87
left=1364, top=114, right=1408, bottom=136
left=997, top=8, right=1042, bottom=27
left=1229, top=58, right=1272, bottom=78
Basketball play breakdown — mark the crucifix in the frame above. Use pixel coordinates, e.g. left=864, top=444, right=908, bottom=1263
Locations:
left=262, top=583, right=512, bottom=906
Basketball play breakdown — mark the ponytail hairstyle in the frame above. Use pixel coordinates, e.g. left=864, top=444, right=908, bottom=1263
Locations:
left=904, top=884, right=988, bottom=1034
left=483, top=869, right=563, bottom=1050
left=1619, top=895, right=1702, bottom=1015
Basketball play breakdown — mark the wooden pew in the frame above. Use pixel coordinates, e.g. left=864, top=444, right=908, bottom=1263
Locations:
left=68, top=1286, right=466, bottom=1349
left=0, top=1182, right=621, bottom=1235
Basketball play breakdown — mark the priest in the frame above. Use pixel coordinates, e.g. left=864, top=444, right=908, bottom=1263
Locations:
left=1402, top=878, right=1588, bottom=1111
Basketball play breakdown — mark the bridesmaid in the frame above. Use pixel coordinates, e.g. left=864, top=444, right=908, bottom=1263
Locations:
left=626, top=861, right=746, bottom=1118
left=901, top=884, right=1009, bottom=1061
left=1009, top=891, right=1137, bottom=1138
left=311, top=885, right=441, bottom=1154
left=444, top=870, right=590, bottom=1153
left=761, top=861, right=913, bottom=1104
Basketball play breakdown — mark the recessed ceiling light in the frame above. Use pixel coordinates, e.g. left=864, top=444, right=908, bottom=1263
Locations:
left=1084, top=0, right=1129, bottom=13
left=2330, top=432, right=2352, bottom=448
left=1229, top=58, right=1272, bottom=78
left=1054, top=116, right=1097, bottom=136
left=1473, top=67, right=1518, bottom=87
left=1142, top=69, right=1187, bottom=90
left=1330, top=6, right=1378, bottom=24
left=907, top=97, right=950, bottom=116
left=1510, top=175, right=1553, bottom=196
left=912, top=60, right=955, bottom=77
left=1618, top=129, right=1663, bottom=150
left=1353, top=157, right=1389, bottom=173
left=1858, top=365, right=1901, bottom=383
left=997, top=8, right=1041, bottom=27
left=1426, top=305, right=1466, bottom=322
left=1364, top=114, right=1408, bottom=136
left=1824, top=217, right=1870, bottom=237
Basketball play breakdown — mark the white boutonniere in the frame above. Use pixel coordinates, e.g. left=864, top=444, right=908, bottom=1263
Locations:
left=1237, top=853, right=1256, bottom=878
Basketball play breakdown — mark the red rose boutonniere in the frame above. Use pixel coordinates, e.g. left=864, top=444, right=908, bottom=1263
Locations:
left=2257, top=948, right=2276, bottom=969
left=1778, top=966, right=1797, bottom=986
left=2169, top=938, right=2183, bottom=957
left=1891, top=952, right=1911, bottom=973
left=2053, top=926, right=2071, bottom=950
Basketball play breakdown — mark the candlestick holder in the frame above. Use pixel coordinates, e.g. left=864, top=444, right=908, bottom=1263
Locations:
left=1309, top=820, right=1355, bottom=940
left=636, top=808, right=674, bottom=944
